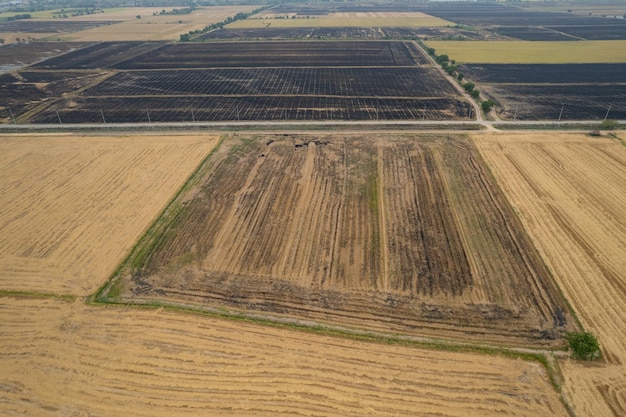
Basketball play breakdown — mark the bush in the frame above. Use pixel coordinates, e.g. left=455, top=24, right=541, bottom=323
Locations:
left=567, top=331, right=601, bottom=360
left=481, top=100, right=495, bottom=112
left=600, top=119, right=619, bottom=130
left=463, top=82, right=475, bottom=92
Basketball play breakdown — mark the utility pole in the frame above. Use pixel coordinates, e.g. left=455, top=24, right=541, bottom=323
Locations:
left=191, top=109, right=195, bottom=122
left=8, top=107, right=16, bottom=124
left=56, top=111, right=62, bottom=124
left=604, top=104, right=612, bottom=120
left=558, top=105, right=564, bottom=122
left=100, top=109, right=106, bottom=123
left=146, top=110, right=151, bottom=123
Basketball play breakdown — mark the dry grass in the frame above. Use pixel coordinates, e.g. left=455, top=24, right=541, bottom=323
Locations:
left=0, top=133, right=218, bottom=296
left=426, top=40, right=626, bottom=63
left=473, top=131, right=626, bottom=417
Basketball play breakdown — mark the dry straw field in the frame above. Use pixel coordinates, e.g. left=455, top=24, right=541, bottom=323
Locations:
left=474, top=132, right=626, bottom=417
left=0, top=134, right=218, bottom=296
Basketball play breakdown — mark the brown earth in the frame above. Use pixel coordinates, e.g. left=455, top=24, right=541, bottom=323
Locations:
left=0, top=133, right=219, bottom=296
left=473, top=131, right=626, bottom=417
left=111, top=133, right=574, bottom=346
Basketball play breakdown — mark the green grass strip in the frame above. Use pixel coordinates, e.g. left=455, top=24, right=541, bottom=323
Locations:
left=0, top=290, right=76, bottom=301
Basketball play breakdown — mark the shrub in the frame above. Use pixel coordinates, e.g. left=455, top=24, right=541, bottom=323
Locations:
left=567, top=331, right=601, bottom=360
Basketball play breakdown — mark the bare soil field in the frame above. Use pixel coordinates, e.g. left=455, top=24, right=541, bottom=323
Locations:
left=104, top=134, right=573, bottom=347
left=0, top=296, right=569, bottom=417
left=0, top=134, right=218, bottom=296
left=473, top=132, right=626, bottom=416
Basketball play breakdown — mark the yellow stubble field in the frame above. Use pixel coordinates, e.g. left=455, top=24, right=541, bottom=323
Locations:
left=473, top=132, right=626, bottom=417
left=51, top=6, right=256, bottom=41
left=0, top=133, right=219, bottom=296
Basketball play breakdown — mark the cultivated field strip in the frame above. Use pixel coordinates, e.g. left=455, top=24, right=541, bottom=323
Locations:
left=473, top=132, right=626, bottom=416
left=31, top=96, right=469, bottom=123
left=111, top=41, right=422, bottom=69
left=0, top=134, right=218, bottom=296
left=31, top=41, right=167, bottom=70
left=83, top=67, right=456, bottom=97
left=119, top=134, right=572, bottom=345
left=0, top=297, right=569, bottom=417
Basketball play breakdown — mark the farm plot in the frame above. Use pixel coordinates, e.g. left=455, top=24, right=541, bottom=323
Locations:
left=424, top=40, right=626, bottom=63
left=490, top=26, right=580, bottom=41
left=473, top=132, right=626, bottom=416
left=11, top=40, right=470, bottom=123
left=197, top=27, right=384, bottom=40
left=482, top=84, right=626, bottom=121
left=412, top=1, right=626, bottom=28
left=201, top=27, right=496, bottom=41
left=30, top=96, right=470, bottom=123
left=0, top=297, right=570, bottom=417
left=0, top=70, right=109, bottom=123
left=0, top=41, right=93, bottom=71
left=105, top=134, right=574, bottom=346
left=0, top=20, right=119, bottom=33
left=31, top=41, right=167, bottom=69
left=111, top=41, right=426, bottom=69
left=83, top=67, right=457, bottom=97
left=459, top=63, right=626, bottom=84
left=0, top=134, right=218, bottom=296
left=458, top=63, right=626, bottom=120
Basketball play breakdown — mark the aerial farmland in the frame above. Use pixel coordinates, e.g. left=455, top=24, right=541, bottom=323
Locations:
left=1, top=1, right=625, bottom=417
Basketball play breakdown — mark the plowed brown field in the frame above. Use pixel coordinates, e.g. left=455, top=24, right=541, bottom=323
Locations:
left=473, top=132, right=626, bottom=417
left=0, top=296, right=569, bottom=417
left=109, top=134, right=573, bottom=346
left=0, top=134, right=218, bottom=296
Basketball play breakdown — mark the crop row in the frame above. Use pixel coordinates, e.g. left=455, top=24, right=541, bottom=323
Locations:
left=32, top=41, right=167, bottom=70
left=460, top=63, right=626, bottom=84
left=32, top=96, right=472, bottom=123
left=85, top=67, right=457, bottom=98
left=111, top=41, right=426, bottom=69
left=488, top=84, right=626, bottom=121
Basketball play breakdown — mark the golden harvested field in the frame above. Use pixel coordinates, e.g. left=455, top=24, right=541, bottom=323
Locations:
left=108, top=134, right=573, bottom=347
left=46, top=6, right=256, bottom=41
left=425, top=40, right=626, bottom=63
left=0, top=133, right=219, bottom=296
left=228, top=12, right=451, bottom=28
left=473, top=132, right=626, bottom=417
left=0, top=296, right=570, bottom=417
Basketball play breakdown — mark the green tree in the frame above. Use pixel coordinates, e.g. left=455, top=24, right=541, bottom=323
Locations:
left=463, top=82, right=475, bottom=92
left=481, top=99, right=495, bottom=113
left=470, top=89, right=480, bottom=99
left=567, top=331, right=601, bottom=360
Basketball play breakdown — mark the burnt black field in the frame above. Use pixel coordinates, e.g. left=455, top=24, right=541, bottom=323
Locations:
left=2, top=40, right=471, bottom=123
left=460, top=64, right=626, bottom=120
